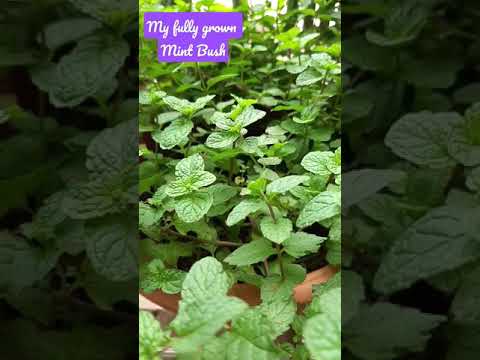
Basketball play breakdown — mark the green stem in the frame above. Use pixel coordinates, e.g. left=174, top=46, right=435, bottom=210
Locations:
left=267, top=202, right=277, bottom=223
left=195, top=62, right=207, bottom=92
left=262, top=193, right=277, bottom=223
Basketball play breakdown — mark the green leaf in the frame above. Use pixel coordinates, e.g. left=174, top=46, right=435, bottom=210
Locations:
left=190, top=171, right=217, bottom=188
left=318, top=288, right=341, bottom=319
left=166, top=171, right=216, bottom=197
left=139, top=202, right=163, bottom=228
left=328, top=216, right=341, bottom=242
left=311, top=53, right=335, bottom=70
left=163, top=95, right=215, bottom=116
left=326, top=241, right=341, bottom=266
left=175, top=153, right=205, bottom=178
left=306, top=285, right=341, bottom=323
left=261, top=264, right=306, bottom=302
left=153, top=119, right=193, bottom=150
left=451, top=266, right=480, bottom=325
left=180, top=257, right=231, bottom=302
left=207, top=73, right=239, bottom=88
left=44, top=18, right=102, bottom=50
left=342, top=271, right=365, bottom=324
left=385, top=112, right=462, bottom=167
left=28, top=191, right=67, bottom=234
left=206, top=131, right=240, bottom=149
left=175, top=192, right=213, bottom=223
left=69, top=0, right=137, bottom=25
left=140, top=259, right=186, bottom=294
left=86, top=119, right=138, bottom=177
left=171, top=257, right=248, bottom=353
left=344, top=303, right=445, bottom=360
left=141, top=241, right=193, bottom=269
left=304, top=312, right=340, bottom=360
left=63, top=177, right=133, bottom=220
left=0, top=232, right=59, bottom=293
left=296, top=68, right=323, bottom=86
left=374, top=206, right=480, bottom=294
left=210, top=112, right=235, bottom=130
left=224, top=239, right=276, bottom=266
left=258, top=157, right=282, bottom=166
left=399, top=57, right=461, bottom=89
left=221, top=333, right=280, bottom=360
left=139, top=311, right=169, bottom=360
left=342, top=169, right=406, bottom=208
left=207, top=184, right=239, bottom=216
left=162, top=96, right=193, bottom=114
left=260, top=217, right=293, bottom=244
left=187, top=94, right=216, bottom=113
left=140, top=90, right=166, bottom=106
left=208, top=184, right=239, bottom=205
left=297, top=191, right=341, bottom=228
left=226, top=199, right=265, bottom=226
left=82, top=264, right=136, bottom=309
left=258, top=298, right=297, bottom=338
left=48, top=34, right=129, bottom=107
left=286, top=62, right=309, bottom=74
left=230, top=308, right=279, bottom=351
left=173, top=296, right=248, bottom=354
left=86, top=216, right=137, bottom=282
left=302, top=151, right=338, bottom=176
left=165, top=155, right=216, bottom=198
left=155, top=111, right=181, bottom=125
left=236, top=106, right=267, bottom=127
left=266, top=175, right=310, bottom=194
left=283, top=232, right=326, bottom=258
left=164, top=178, right=193, bottom=198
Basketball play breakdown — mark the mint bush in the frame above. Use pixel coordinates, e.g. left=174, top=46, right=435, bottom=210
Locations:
left=139, top=0, right=341, bottom=358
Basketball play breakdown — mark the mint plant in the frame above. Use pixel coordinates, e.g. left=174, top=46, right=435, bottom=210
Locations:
left=164, top=154, right=217, bottom=223
left=139, top=0, right=341, bottom=358
left=206, top=105, right=266, bottom=148
left=153, top=95, right=215, bottom=149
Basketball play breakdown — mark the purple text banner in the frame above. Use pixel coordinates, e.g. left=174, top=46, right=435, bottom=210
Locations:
left=144, top=12, right=243, bottom=63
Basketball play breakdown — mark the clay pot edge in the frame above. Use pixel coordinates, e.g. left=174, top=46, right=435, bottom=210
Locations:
left=141, top=265, right=337, bottom=314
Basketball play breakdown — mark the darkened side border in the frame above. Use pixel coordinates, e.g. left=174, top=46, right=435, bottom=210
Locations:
left=342, top=1, right=480, bottom=359
left=0, top=2, right=138, bottom=358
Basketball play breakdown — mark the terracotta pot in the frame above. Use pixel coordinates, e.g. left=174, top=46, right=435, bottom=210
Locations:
left=293, top=266, right=337, bottom=304
left=141, top=265, right=337, bottom=314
